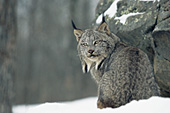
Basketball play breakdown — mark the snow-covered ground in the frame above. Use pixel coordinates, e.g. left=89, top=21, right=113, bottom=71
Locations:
left=13, top=96, right=170, bottom=113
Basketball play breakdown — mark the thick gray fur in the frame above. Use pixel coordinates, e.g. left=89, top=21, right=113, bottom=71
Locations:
left=74, top=22, right=160, bottom=108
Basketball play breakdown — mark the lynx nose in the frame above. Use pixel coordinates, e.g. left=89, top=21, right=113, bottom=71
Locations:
left=88, top=49, right=94, bottom=54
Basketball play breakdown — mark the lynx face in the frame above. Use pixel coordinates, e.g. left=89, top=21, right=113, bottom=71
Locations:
left=78, top=30, right=111, bottom=62
left=72, top=20, right=119, bottom=73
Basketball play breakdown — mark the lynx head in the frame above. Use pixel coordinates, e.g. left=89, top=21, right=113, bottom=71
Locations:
left=72, top=16, right=120, bottom=73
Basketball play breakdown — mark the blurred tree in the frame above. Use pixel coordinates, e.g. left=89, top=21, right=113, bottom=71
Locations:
left=0, top=0, right=17, bottom=113
left=14, top=0, right=98, bottom=104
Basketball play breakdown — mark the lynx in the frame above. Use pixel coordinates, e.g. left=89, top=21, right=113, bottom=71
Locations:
left=72, top=16, right=160, bottom=108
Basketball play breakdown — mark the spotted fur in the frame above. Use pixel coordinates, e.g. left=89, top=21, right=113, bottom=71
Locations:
left=72, top=18, right=160, bottom=108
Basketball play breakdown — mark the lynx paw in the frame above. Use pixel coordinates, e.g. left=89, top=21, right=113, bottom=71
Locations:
left=97, top=100, right=106, bottom=109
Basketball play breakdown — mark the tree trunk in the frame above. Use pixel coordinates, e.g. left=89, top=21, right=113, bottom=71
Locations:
left=0, top=0, right=17, bottom=113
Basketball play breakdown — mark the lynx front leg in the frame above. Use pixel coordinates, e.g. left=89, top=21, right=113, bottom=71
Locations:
left=97, top=72, right=132, bottom=109
left=97, top=99, right=106, bottom=109
left=97, top=87, right=107, bottom=109
left=97, top=84, right=116, bottom=109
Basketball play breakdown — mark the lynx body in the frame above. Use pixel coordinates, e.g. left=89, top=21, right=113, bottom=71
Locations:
left=72, top=17, right=160, bottom=108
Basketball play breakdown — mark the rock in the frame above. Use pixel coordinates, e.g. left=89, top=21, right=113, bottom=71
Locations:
left=153, top=27, right=170, bottom=61
left=157, top=0, right=170, bottom=23
left=96, top=0, right=114, bottom=15
left=95, top=0, right=170, bottom=97
left=152, top=0, right=170, bottom=96
left=154, top=55, right=170, bottom=97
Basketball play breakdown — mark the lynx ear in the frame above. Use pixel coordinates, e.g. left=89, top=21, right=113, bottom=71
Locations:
left=72, top=20, right=84, bottom=42
left=97, top=15, right=111, bottom=35
left=74, top=29, right=84, bottom=42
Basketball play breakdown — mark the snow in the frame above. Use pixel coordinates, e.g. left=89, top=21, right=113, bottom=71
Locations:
left=96, top=0, right=121, bottom=24
left=13, top=105, right=35, bottom=113
left=13, top=96, right=170, bottom=113
left=139, top=0, right=160, bottom=2
left=115, top=12, right=144, bottom=24
left=96, top=0, right=160, bottom=24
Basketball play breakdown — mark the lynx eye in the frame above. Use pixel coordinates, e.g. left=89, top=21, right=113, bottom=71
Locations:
left=93, top=40, right=102, bottom=46
left=81, top=42, right=88, bottom=47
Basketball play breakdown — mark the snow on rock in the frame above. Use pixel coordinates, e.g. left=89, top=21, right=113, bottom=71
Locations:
left=115, top=12, right=144, bottom=24
left=13, top=96, right=170, bottom=113
left=96, top=0, right=121, bottom=24
left=139, top=0, right=160, bottom=2
left=96, top=0, right=160, bottom=24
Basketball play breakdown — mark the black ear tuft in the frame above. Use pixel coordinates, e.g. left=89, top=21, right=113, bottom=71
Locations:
left=71, top=20, right=77, bottom=29
left=102, top=13, right=105, bottom=23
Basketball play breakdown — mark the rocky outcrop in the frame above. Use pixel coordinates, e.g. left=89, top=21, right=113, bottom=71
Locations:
left=95, top=0, right=170, bottom=97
